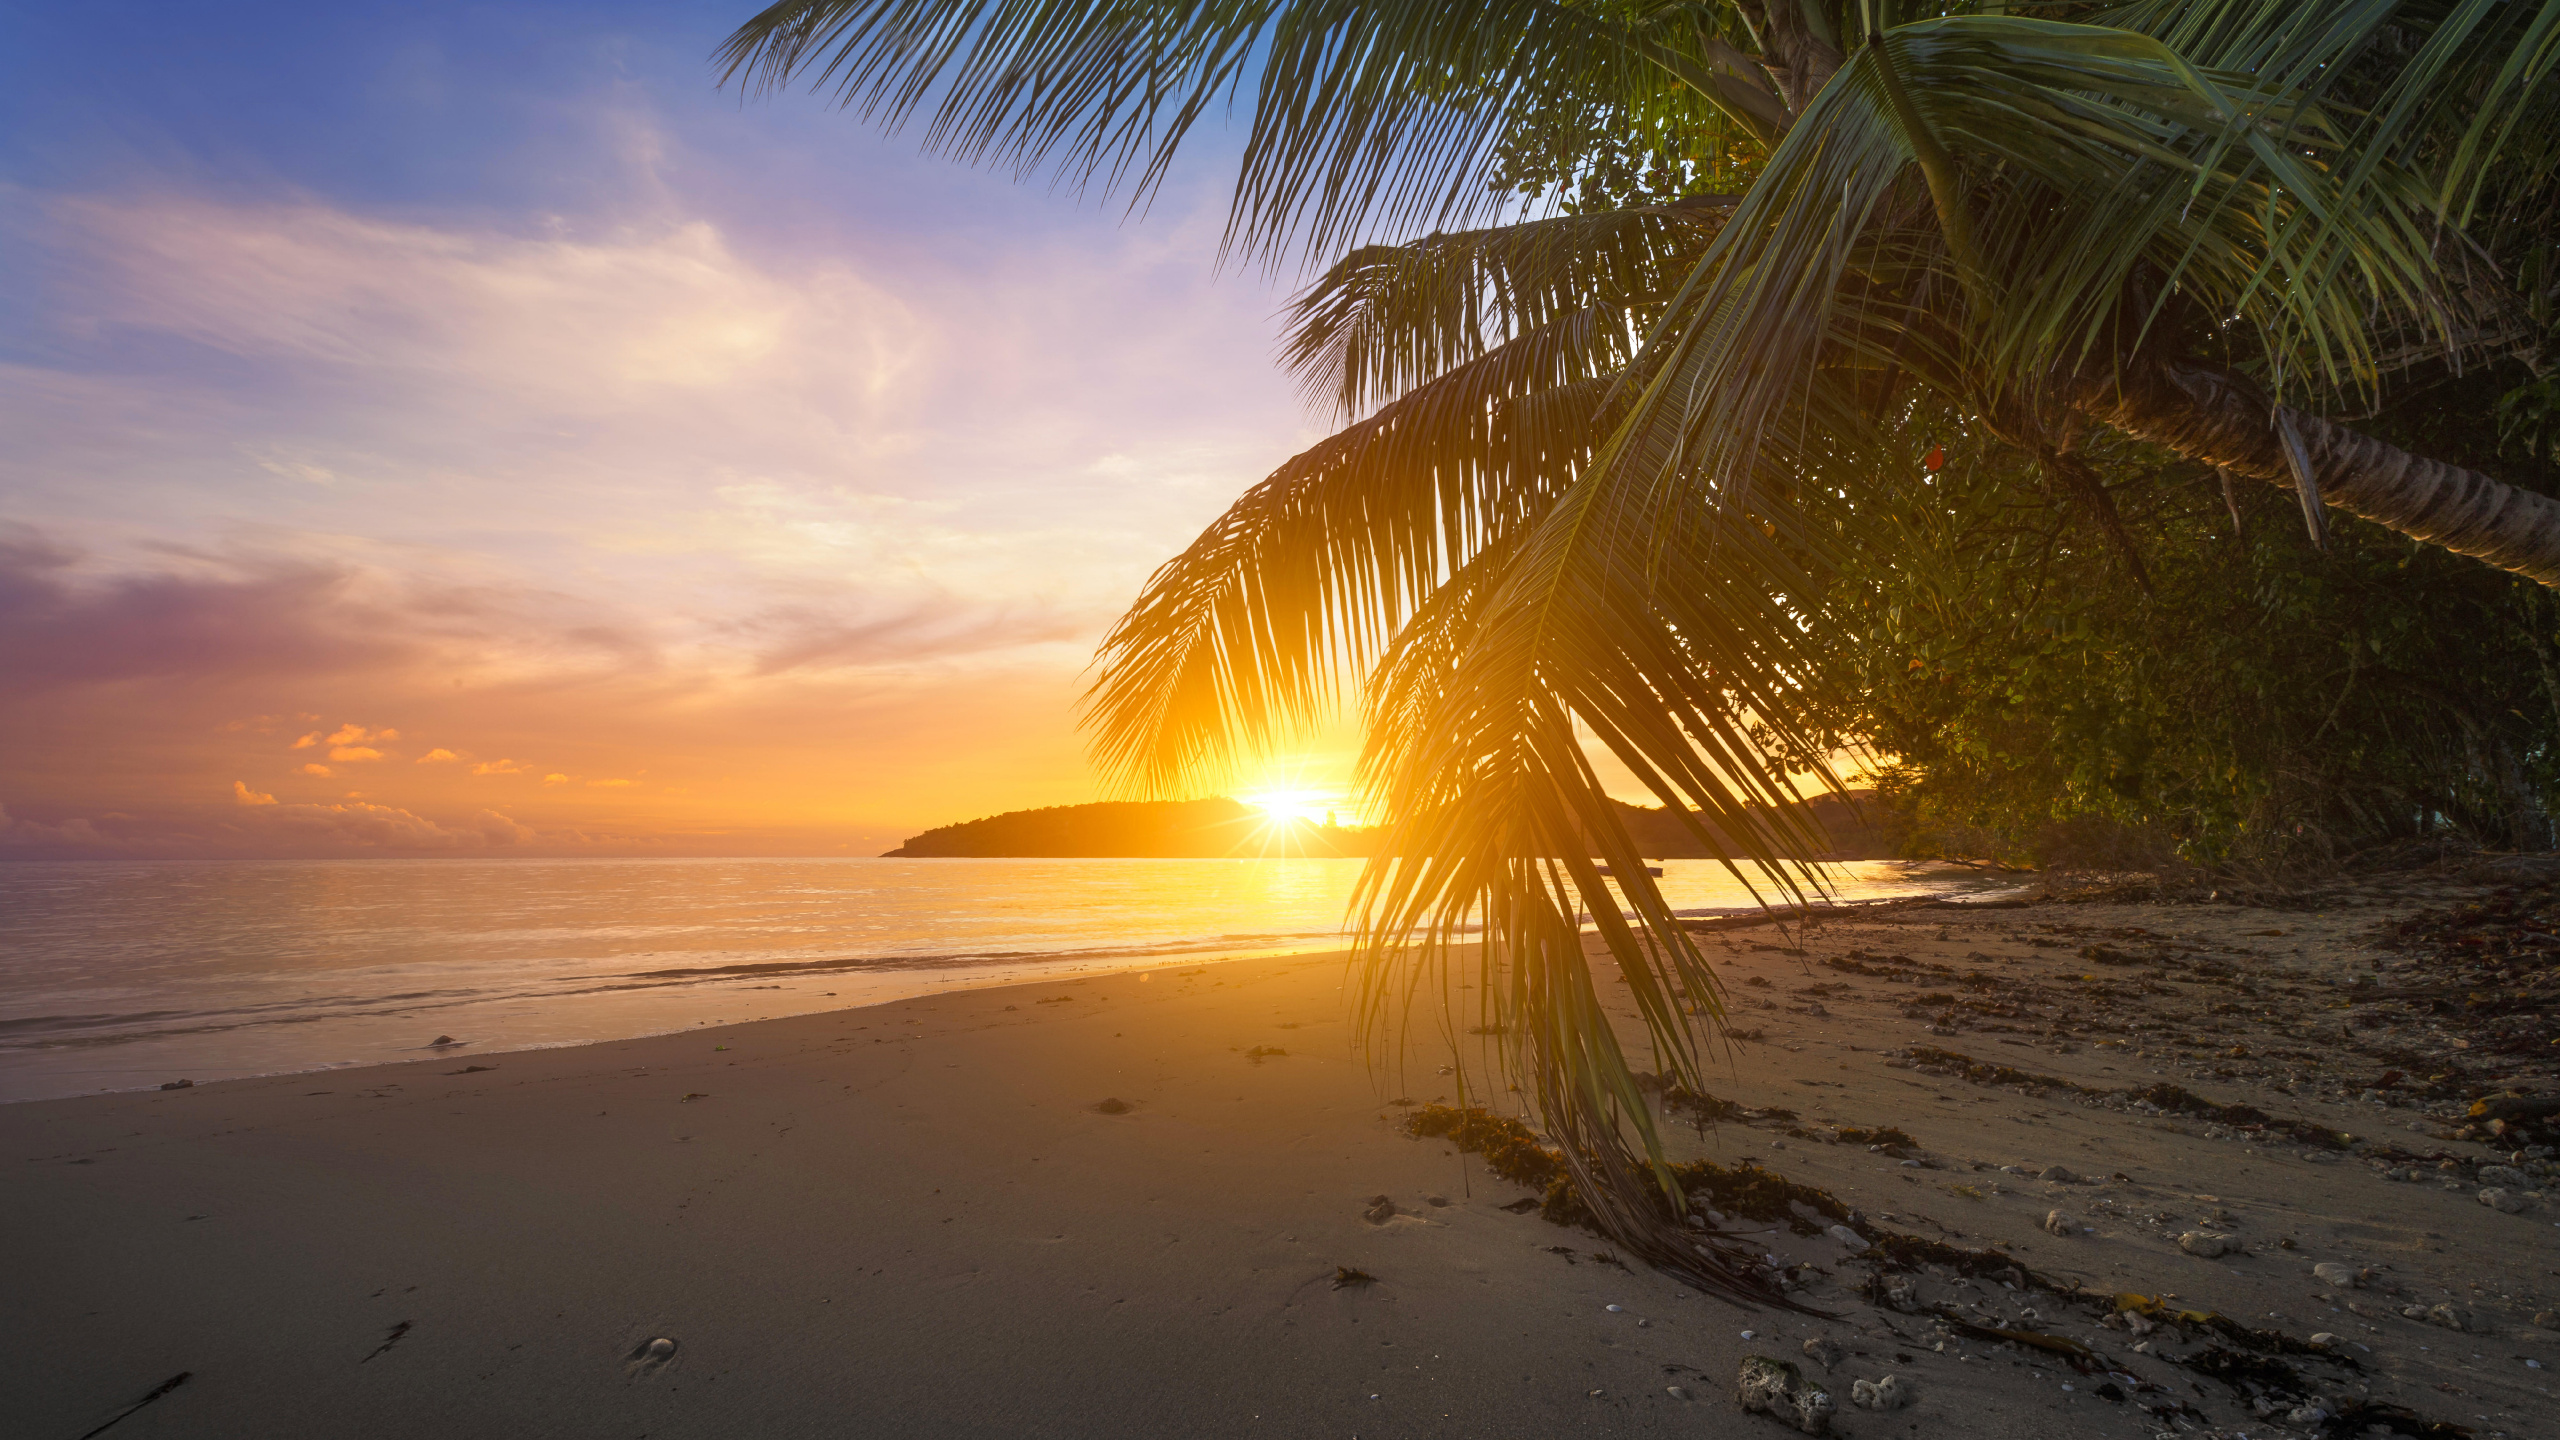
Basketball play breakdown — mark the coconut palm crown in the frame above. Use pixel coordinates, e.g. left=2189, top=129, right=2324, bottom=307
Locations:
left=722, top=0, right=2560, bottom=1301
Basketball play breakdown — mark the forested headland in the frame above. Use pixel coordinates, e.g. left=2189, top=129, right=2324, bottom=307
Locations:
left=883, top=793, right=1892, bottom=859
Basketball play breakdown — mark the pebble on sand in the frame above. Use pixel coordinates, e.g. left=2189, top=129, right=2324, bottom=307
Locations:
left=2426, top=1303, right=2491, bottom=1333
left=2177, top=1231, right=2237, bottom=1258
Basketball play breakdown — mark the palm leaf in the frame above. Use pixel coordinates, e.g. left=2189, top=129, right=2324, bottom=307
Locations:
left=719, top=0, right=1761, bottom=264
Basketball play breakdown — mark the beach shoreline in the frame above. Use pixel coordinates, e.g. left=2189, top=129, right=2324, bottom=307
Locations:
left=0, top=857, right=2011, bottom=1106
left=7, top=878, right=2554, bottom=1438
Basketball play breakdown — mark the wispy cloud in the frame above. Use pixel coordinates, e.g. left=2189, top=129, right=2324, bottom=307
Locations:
left=0, top=53, right=1313, bottom=857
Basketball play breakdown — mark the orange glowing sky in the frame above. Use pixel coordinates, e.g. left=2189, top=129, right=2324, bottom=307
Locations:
left=0, top=5, right=1373, bottom=858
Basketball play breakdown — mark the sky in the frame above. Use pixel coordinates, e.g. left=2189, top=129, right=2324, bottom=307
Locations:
left=0, top=1, right=1361, bottom=858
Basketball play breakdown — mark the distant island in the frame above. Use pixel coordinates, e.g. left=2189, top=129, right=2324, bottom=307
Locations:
left=882, top=793, right=1892, bottom=859
left=882, top=797, right=1374, bottom=858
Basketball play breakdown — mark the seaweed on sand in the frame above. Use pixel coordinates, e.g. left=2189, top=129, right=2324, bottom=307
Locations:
left=1401, top=1105, right=1563, bottom=1189
left=1665, top=1158, right=1856, bottom=1236
left=1399, top=1105, right=1849, bottom=1240
left=1900, top=1046, right=2355, bottom=1147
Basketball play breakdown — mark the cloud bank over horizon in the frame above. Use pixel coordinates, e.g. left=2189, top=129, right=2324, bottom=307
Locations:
left=0, top=3, right=1338, bottom=858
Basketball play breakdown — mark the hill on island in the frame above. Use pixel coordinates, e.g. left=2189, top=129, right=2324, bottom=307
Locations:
left=882, top=792, right=1894, bottom=860
left=881, top=797, right=1378, bottom=858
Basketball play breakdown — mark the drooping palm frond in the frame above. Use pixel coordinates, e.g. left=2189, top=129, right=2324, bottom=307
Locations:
left=1338, top=373, right=1884, bottom=1302
left=1084, top=318, right=1629, bottom=796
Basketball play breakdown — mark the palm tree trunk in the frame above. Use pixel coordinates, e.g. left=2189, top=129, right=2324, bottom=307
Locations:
left=2086, top=359, right=2560, bottom=588
left=1739, top=0, right=1844, bottom=118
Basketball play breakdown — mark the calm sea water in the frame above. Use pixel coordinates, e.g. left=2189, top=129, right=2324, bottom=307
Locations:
left=0, top=857, right=2003, bottom=1102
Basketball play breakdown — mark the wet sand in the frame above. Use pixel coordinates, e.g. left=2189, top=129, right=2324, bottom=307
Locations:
left=5, top=883, right=2555, bottom=1438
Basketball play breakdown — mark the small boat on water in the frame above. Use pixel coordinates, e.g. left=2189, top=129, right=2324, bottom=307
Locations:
left=1595, top=864, right=1665, bottom=878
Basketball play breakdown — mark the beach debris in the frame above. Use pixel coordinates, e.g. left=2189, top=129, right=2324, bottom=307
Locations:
left=1401, top=1105, right=1564, bottom=1190
left=2426, top=1303, right=2490, bottom=1333
left=1666, top=1385, right=1691, bottom=1399
left=2307, top=1332, right=2340, bottom=1347
left=1362, top=1195, right=1398, bottom=1225
left=1605, top=1303, right=1623, bottom=1312
left=2042, top=1209, right=2073, bottom=1237
left=2311, top=1262, right=2362, bottom=1287
left=1091, top=1097, right=1132, bottom=1115
left=625, top=1336, right=680, bottom=1377
left=361, top=1320, right=413, bottom=1363
left=1735, top=1356, right=1834, bottom=1434
left=2177, top=1230, right=2237, bottom=1258
left=1331, top=1266, right=1377, bottom=1290
left=73, top=1370, right=190, bottom=1438
left=1802, top=1337, right=1843, bottom=1369
left=2478, top=1186, right=2530, bottom=1213
left=1849, top=1373, right=1918, bottom=1411
left=158, top=1079, right=193, bottom=1090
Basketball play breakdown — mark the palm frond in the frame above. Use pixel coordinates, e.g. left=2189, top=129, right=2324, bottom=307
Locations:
left=719, top=0, right=1717, bottom=264
left=1082, top=314, right=1630, bottom=795
left=1282, top=197, right=1733, bottom=417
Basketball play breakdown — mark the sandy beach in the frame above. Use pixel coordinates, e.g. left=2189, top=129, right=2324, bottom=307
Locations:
left=8, top=878, right=2557, bottom=1439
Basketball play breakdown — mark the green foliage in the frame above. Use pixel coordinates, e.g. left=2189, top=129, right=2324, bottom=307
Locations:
left=1486, top=97, right=1766, bottom=213
left=1820, top=376, right=2560, bottom=868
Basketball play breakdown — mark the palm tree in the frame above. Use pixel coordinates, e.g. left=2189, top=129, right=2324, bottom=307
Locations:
left=721, top=0, right=2560, bottom=1301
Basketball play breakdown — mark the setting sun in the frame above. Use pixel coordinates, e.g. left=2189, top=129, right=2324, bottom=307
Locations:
left=1242, top=789, right=1333, bottom=827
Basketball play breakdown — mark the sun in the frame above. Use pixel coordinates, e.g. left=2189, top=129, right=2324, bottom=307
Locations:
left=1244, top=789, right=1331, bottom=827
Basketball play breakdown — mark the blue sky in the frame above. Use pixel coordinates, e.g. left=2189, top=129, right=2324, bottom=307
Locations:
left=0, top=1, right=1343, bottom=856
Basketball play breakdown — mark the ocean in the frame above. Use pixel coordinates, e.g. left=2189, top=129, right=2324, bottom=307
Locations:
left=0, top=856, right=2007, bottom=1102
